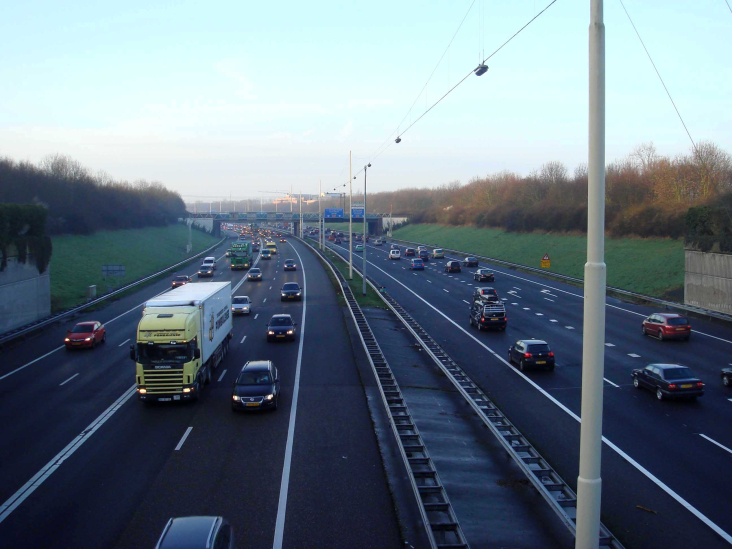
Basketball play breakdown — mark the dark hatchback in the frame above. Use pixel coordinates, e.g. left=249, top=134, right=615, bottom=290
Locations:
left=632, top=364, right=704, bottom=400
left=281, top=282, right=302, bottom=301
left=197, top=266, right=214, bottom=278
left=474, top=268, right=494, bottom=282
left=404, top=248, right=416, bottom=257
left=444, top=261, right=461, bottom=273
left=231, top=361, right=280, bottom=411
left=418, top=250, right=430, bottom=261
left=508, top=340, right=555, bottom=371
left=267, top=314, right=297, bottom=341
left=155, top=516, right=233, bottom=549
left=473, top=287, right=499, bottom=302
left=284, top=259, right=297, bottom=271
left=462, top=257, right=479, bottom=267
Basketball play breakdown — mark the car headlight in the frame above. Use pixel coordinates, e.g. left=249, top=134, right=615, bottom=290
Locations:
left=65, top=338, right=70, bottom=342
left=85, top=337, right=92, bottom=341
left=232, top=395, right=241, bottom=401
left=282, top=293, right=287, bottom=296
left=296, top=292, right=301, bottom=295
left=268, top=330, right=275, bottom=335
left=287, top=330, right=293, bottom=334
left=264, top=394, right=274, bottom=401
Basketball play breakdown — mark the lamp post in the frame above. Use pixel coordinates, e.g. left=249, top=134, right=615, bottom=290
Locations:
left=575, top=1, right=606, bottom=548
left=318, top=180, right=323, bottom=251
left=349, top=151, right=353, bottom=279
left=356, top=163, right=371, bottom=295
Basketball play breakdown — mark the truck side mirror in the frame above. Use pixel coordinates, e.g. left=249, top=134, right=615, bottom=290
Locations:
left=194, top=348, right=201, bottom=359
left=129, top=345, right=135, bottom=361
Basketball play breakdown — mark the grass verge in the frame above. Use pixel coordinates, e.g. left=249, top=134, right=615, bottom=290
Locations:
left=392, top=224, right=684, bottom=299
left=316, top=246, right=384, bottom=309
left=50, top=224, right=220, bottom=311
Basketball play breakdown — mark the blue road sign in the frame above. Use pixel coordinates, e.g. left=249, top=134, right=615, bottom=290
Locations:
left=325, top=208, right=344, bottom=218
left=351, top=208, right=364, bottom=219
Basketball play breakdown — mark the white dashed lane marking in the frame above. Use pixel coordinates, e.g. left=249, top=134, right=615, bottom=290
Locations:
left=118, top=338, right=130, bottom=347
left=427, top=280, right=432, bottom=284
left=544, top=298, right=555, bottom=302
left=523, top=308, right=530, bottom=311
left=217, top=369, right=227, bottom=382
left=536, top=313, right=543, bottom=316
left=175, top=427, right=193, bottom=451
left=462, top=300, right=470, bottom=304
left=254, top=314, right=259, bottom=320
left=603, top=377, right=620, bottom=388
left=241, top=335, right=247, bottom=344
left=565, top=326, right=575, bottom=330
left=550, top=319, right=558, bottom=323
left=443, top=289, right=449, bottom=293
left=605, top=343, right=615, bottom=347
left=628, top=353, right=641, bottom=358
left=59, top=373, right=79, bottom=386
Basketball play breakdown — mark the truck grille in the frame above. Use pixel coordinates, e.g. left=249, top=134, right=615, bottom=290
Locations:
left=143, top=369, right=185, bottom=393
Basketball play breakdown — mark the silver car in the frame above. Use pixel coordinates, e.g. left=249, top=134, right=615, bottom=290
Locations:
left=232, top=295, right=251, bottom=315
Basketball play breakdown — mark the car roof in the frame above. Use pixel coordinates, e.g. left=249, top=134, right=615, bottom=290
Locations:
left=476, top=287, right=495, bottom=290
left=157, top=516, right=220, bottom=549
left=242, top=360, right=272, bottom=372
left=233, top=295, right=249, bottom=299
left=204, top=257, right=215, bottom=261
left=655, top=313, right=686, bottom=319
left=76, top=321, right=98, bottom=326
left=271, top=314, right=293, bottom=320
left=518, top=339, right=548, bottom=345
left=647, top=363, right=687, bottom=369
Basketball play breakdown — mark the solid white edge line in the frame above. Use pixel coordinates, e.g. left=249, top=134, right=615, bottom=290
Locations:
left=175, top=427, right=193, bottom=451
left=0, top=385, right=136, bottom=523
left=272, top=243, right=308, bottom=549
left=217, top=369, right=227, bottom=382
left=59, top=373, right=79, bottom=386
left=0, top=346, right=65, bottom=381
left=335, top=243, right=732, bottom=545
left=118, top=338, right=131, bottom=347
left=698, top=434, right=732, bottom=455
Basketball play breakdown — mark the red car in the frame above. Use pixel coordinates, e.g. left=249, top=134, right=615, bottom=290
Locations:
left=642, top=313, right=691, bottom=341
left=65, top=321, right=106, bottom=349
left=172, top=275, right=191, bottom=288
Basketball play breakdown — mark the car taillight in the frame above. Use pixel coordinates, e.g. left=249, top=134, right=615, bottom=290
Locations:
left=481, top=317, right=485, bottom=322
left=548, top=351, right=554, bottom=357
left=524, top=352, right=532, bottom=358
left=696, top=382, right=704, bottom=387
left=668, top=384, right=677, bottom=390
left=687, top=326, right=692, bottom=329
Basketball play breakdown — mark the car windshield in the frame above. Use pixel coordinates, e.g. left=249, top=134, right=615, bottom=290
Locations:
left=70, top=324, right=94, bottom=333
left=283, top=283, right=299, bottom=290
left=667, top=317, right=688, bottom=326
left=174, top=276, right=188, bottom=281
left=237, top=371, right=272, bottom=385
left=528, top=344, right=551, bottom=353
left=270, top=317, right=293, bottom=327
left=233, top=297, right=249, bottom=304
left=663, top=367, right=694, bottom=380
left=137, top=343, right=191, bottom=364
left=285, top=260, right=294, bottom=264
left=250, top=269, right=261, bottom=274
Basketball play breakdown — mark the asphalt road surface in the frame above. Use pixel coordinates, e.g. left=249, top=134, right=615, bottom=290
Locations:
left=0, top=233, right=402, bottom=549
left=318, top=232, right=732, bottom=549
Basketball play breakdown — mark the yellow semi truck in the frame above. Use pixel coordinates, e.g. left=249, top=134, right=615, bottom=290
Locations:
left=131, top=282, right=233, bottom=403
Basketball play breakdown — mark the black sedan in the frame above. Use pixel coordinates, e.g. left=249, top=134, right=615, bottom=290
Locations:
left=508, top=340, right=555, bottom=371
left=444, top=261, right=461, bottom=273
left=281, top=282, right=302, bottom=301
left=283, top=259, right=297, bottom=271
left=267, top=314, right=297, bottom=341
left=474, top=268, right=494, bottom=282
left=723, top=368, right=732, bottom=387
left=231, top=361, right=280, bottom=411
left=247, top=268, right=263, bottom=281
left=632, top=364, right=704, bottom=400
left=462, top=257, right=479, bottom=267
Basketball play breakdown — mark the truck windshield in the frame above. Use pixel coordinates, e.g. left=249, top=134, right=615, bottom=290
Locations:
left=137, top=343, right=191, bottom=364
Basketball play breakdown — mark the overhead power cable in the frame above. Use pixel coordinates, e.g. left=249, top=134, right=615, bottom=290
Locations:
left=618, top=0, right=696, bottom=152
left=368, top=0, right=478, bottom=162
left=725, top=0, right=732, bottom=14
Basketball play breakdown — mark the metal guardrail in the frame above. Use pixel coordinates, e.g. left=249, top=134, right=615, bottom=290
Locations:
left=0, top=237, right=227, bottom=347
left=315, top=237, right=624, bottom=548
left=387, top=236, right=732, bottom=323
left=297, top=234, right=468, bottom=549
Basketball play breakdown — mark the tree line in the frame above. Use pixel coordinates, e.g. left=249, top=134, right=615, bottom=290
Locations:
left=365, top=141, right=732, bottom=239
left=0, top=154, right=187, bottom=235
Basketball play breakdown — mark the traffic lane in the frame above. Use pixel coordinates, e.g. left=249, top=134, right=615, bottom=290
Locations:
left=356, top=256, right=732, bottom=548
left=280, top=238, right=402, bottom=548
left=0, top=237, right=233, bottom=378
left=0, top=255, right=250, bottom=508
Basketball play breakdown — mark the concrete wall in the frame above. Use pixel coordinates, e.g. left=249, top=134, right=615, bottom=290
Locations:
left=685, top=250, right=732, bottom=314
left=191, top=218, right=214, bottom=233
left=0, top=254, right=51, bottom=333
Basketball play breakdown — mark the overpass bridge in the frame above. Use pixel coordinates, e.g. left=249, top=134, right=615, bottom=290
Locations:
left=185, top=211, right=408, bottom=237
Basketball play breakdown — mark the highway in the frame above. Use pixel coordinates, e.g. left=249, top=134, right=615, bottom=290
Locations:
left=0, top=233, right=403, bottom=548
left=318, top=232, right=732, bottom=549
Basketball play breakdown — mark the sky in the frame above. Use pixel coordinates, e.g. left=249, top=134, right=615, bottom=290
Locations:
left=0, top=0, right=730, bottom=200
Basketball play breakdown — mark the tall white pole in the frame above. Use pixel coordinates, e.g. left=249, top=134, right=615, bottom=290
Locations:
left=349, top=151, right=353, bottom=280
left=290, top=184, right=293, bottom=213
left=319, top=180, right=323, bottom=251
left=299, top=191, right=302, bottom=238
left=362, top=167, right=367, bottom=295
left=575, top=1, right=606, bottom=548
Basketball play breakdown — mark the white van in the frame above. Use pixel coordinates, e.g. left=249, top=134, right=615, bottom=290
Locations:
left=389, top=249, right=401, bottom=260
left=201, top=256, right=216, bottom=270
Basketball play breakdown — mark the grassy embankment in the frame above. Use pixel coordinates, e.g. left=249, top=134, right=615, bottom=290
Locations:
left=392, top=224, right=684, bottom=299
left=50, top=224, right=220, bottom=311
